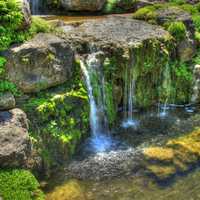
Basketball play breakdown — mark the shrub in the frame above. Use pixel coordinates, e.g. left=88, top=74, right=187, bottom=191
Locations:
left=166, top=21, right=187, bottom=41
left=0, top=169, right=44, bottom=200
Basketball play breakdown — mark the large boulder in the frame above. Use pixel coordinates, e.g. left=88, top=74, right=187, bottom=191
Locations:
left=61, top=0, right=106, bottom=11
left=5, top=33, right=74, bottom=93
left=0, top=108, right=31, bottom=167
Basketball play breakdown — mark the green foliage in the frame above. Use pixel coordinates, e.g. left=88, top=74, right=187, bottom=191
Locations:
left=103, top=0, right=136, bottom=13
left=0, top=56, right=6, bottom=75
left=22, top=83, right=89, bottom=168
left=0, top=169, right=44, bottom=200
left=132, top=6, right=157, bottom=22
left=168, top=0, right=186, bottom=4
left=0, top=0, right=23, bottom=51
left=29, top=16, right=52, bottom=34
left=179, top=4, right=199, bottom=15
left=0, top=80, right=18, bottom=95
left=0, top=0, right=53, bottom=51
left=166, top=21, right=187, bottom=41
left=192, top=15, right=200, bottom=32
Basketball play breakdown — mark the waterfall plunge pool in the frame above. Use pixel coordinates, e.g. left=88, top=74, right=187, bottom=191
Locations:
left=45, top=105, right=200, bottom=200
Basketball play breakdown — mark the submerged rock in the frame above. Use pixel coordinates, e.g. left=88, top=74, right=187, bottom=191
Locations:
left=66, top=148, right=142, bottom=180
left=61, top=0, right=106, bottom=11
left=5, top=33, right=74, bottom=93
left=0, top=108, right=31, bottom=167
left=143, top=128, right=200, bottom=181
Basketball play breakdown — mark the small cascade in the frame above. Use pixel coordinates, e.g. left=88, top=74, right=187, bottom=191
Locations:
left=80, top=52, right=113, bottom=152
left=122, top=61, right=138, bottom=128
left=159, top=63, right=172, bottom=118
left=29, top=0, right=40, bottom=15
left=80, top=60, right=100, bottom=136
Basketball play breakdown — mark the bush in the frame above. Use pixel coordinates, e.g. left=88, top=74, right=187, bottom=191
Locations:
left=166, top=21, right=187, bottom=41
left=0, top=169, right=45, bottom=200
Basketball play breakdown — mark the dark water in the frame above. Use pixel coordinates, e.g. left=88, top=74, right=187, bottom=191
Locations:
left=46, top=105, right=200, bottom=200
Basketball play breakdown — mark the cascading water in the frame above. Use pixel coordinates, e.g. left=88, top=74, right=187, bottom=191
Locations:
left=29, top=0, right=40, bottom=15
left=80, top=59, right=100, bottom=136
left=80, top=52, right=113, bottom=152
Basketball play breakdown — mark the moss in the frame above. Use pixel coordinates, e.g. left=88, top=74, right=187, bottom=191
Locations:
left=128, top=38, right=173, bottom=108
left=22, top=81, right=89, bottom=169
left=143, top=128, right=200, bottom=181
left=46, top=180, right=85, bottom=200
left=0, top=169, right=44, bottom=200
left=146, top=165, right=176, bottom=180
left=166, top=21, right=187, bottom=41
left=103, top=0, right=137, bottom=14
left=144, top=147, right=174, bottom=163
left=132, top=6, right=157, bottom=23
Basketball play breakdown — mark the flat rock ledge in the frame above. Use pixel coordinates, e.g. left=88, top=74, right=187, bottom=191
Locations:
left=62, top=16, right=171, bottom=51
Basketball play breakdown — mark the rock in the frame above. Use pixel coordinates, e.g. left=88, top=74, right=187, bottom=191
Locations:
left=0, top=92, right=16, bottom=111
left=156, top=7, right=196, bottom=61
left=67, top=148, right=141, bottom=180
left=61, top=0, right=106, bottom=11
left=0, top=108, right=31, bottom=167
left=20, top=0, right=32, bottom=29
left=177, top=37, right=196, bottom=62
left=63, top=16, right=171, bottom=49
left=46, top=180, right=86, bottom=200
left=5, top=33, right=74, bottom=93
left=191, top=64, right=200, bottom=103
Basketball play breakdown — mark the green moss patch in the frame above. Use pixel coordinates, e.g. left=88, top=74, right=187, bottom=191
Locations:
left=143, top=128, right=200, bottom=181
left=0, top=169, right=44, bottom=200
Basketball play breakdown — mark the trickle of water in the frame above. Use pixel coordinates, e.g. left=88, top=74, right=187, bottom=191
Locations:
left=122, top=61, right=138, bottom=128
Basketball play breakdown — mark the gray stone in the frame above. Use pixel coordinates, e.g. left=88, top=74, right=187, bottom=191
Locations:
left=61, top=0, right=106, bottom=11
left=0, top=92, right=16, bottom=111
left=0, top=108, right=31, bottom=168
left=5, top=33, right=74, bottom=93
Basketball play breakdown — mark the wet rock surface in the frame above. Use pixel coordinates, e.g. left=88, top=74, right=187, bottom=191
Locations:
left=5, top=33, right=74, bottom=93
left=0, top=108, right=31, bottom=167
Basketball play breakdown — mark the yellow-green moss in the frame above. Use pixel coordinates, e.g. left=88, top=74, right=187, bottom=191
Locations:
left=144, top=147, right=174, bottom=163
left=143, top=129, right=200, bottom=180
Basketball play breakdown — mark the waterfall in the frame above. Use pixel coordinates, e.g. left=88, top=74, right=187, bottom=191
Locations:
left=80, top=59, right=100, bottom=136
left=30, top=0, right=40, bottom=15
left=80, top=52, right=113, bottom=152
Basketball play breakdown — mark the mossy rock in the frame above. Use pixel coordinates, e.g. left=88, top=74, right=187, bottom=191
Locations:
left=146, top=164, right=176, bottom=180
left=144, top=147, right=174, bottom=163
left=46, top=179, right=86, bottom=200
left=143, top=128, right=200, bottom=181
